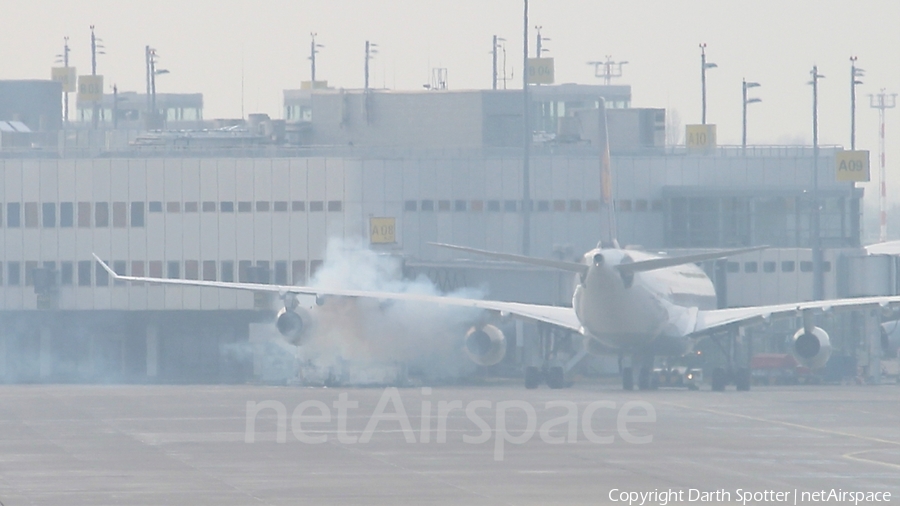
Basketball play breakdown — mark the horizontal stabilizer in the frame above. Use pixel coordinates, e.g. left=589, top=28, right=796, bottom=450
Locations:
left=429, top=242, right=589, bottom=276
left=615, top=245, right=768, bottom=274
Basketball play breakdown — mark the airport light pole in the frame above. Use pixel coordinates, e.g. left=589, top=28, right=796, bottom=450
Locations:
left=364, top=41, right=378, bottom=91
left=869, top=90, right=896, bottom=242
left=147, top=48, right=169, bottom=128
left=492, top=35, right=500, bottom=90
left=809, top=66, right=825, bottom=301
left=699, top=43, right=717, bottom=125
left=54, top=36, right=71, bottom=125
left=309, top=33, right=323, bottom=84
left=741, top=79, right=761, bottom=151
left=587, top=56, right=628, bottom=86
left=850, top=56, right=864, bottom=150
left=522, top=0, right=531, bottom=255
left=89, top=26, right=105, bottom=129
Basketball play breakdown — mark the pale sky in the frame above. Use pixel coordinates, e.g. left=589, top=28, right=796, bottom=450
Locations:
left=3, top=0, right=900, bottom=206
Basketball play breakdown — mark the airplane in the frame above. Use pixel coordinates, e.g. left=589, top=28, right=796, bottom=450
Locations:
left=94, top=243, right=900, bottom=391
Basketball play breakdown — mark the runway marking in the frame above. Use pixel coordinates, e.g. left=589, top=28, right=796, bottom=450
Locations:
left=842, top=450, right=900, bottom=471
left=660, top=401, right=900, bottom=447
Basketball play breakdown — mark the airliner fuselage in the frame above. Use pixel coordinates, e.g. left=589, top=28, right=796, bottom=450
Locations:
left=573, top=248, right=717, bottom=355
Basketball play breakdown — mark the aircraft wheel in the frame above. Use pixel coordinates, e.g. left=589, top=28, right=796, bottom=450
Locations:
left=524, top=366, right=542, bottom=389
left=638, top=365, right=653, bottom=390
left=622, top=367, right=634, bottom=390
left=546, top=366, right=565, bottom=389
left=735, top=368, right=751, bottom=391
left=711, top=367, right=727, bottom=392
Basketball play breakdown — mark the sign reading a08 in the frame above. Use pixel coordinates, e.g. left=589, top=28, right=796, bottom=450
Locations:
left=526, top=58, right=554, bottom=84
left=370, top=217, right=396, bottom=244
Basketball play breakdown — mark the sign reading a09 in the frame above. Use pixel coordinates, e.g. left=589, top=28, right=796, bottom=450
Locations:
left=526, top=58, right=554, bottom=84
left=77, top=75, right=104, bottom=102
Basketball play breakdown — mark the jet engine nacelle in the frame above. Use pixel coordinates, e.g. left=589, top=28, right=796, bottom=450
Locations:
left=792, top=326, right=832, bottom=369
left=276, top=307, right=314, bottom=346
left=881, top=320, right=900, bottom=358
left=464, top=324, right=506, bottom=366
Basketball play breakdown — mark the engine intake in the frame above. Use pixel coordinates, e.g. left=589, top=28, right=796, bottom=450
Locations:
left=276, top=307, right=313, bottom=345
left=465, top=324, right=506, bottom=366
left=791, top=326, right=832, bottom=369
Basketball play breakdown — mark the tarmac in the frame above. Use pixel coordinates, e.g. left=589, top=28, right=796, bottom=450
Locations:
left=0, top=382, right=898, bottom=505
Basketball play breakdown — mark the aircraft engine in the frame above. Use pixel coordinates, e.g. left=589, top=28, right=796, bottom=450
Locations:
left=791, top=326, right=832, bottom=369
left=464, top=324, right=506, bottom=366
left=276, top=306, right=314, bottom=346
left=881, top=320, right=900, bottom=358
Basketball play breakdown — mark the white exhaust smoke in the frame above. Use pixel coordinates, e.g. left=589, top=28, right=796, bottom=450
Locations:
left=298, top=238, right=487, bottom=382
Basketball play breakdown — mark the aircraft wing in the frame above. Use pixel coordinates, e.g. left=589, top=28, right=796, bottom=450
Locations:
left=93, top=255, right=583, bottom=332
left=694, top=295, right=900, bottom=335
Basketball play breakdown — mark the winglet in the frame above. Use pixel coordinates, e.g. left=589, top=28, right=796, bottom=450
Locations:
left=92, top=253, right=119, bottom=279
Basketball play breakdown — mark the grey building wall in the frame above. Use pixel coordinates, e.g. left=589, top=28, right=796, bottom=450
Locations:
left=0, top=80, right=62, bottom=131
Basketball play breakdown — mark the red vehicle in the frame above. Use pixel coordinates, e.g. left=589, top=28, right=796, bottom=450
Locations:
left=750, top=354, right=814, bottom=385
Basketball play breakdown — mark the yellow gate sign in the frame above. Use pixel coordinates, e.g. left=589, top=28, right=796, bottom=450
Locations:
left=77, top=75, right=104, bottom=103
left=835, top=150, right=870, bottom=182
left=370, top=217, right=396, bottom=244
left=526, top=58, right=554, bottom=84
left=51, top=67, right=77, bottom=93
left=686, top=124, right=716, bottom=153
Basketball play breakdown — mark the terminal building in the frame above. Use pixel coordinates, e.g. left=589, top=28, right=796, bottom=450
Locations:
left=0, top=81, right=892, bottom=384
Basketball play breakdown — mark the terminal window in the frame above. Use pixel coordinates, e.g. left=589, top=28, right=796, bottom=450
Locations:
left=634, top=199, right=648, bottom=212
left=470, top=200, right=484, bottom=212
left=292, top=260, right=306, bottom=285
left=782, top=261, right=795, bottom=272
left=570, top=200, right=583, bottom=212
left=221, top=261, right=234, bottom=283
left=238, top=261, right=251, bottom=282
left=149, top=261, right=163, bottom=278
left=131, top=202, right=144, bottom=227
left=800, top=261, right=813, bottom=273
left=60, top=262, right=73, bottom=285
left=78, top=261, right=91, bottom=286
left=404, top=200, right=417, bottom=211
left=744, top=262, right=758, bottom=273
left=275, top=261, right=288, bottom=285
left=274, top=201, right=289, bottom=212
left=95, top=203, right=109, bottom=227
left=60, top=202, right=74, bottom=227
left=43, top=203, right=56, bottom=227
left=438, top=200, right=451, bottom=211
left=185, top=261, right=199, bottom=280
left=553, top=200, right=566, bottom=212
left=184, top=202, right=198, bottom=213
left=167, top=261, right=180, bottom=279
left=309, top=201, right=324, bottom=212
left=202, top=202, right=216, bottom=212
left=238, top=201, right=252, bottom=213
left=504, top=200, right=518, bottom=212
left=327, top=201, right=342, bottom=212
left=537, top=200, right=550, bottom=212
left=7, top=203, right=19, bottom=227
left=149, top=201, right=163, bottom=213
left=95, top=261, right=109, bottom=286
left=166, top=202, right=180, bottom=213
left=131, top=261, right=144, bottom=277
left=78, top=202, right=91, bottom=227
left=454, top=200, right=467, bottom=212
left=8, top=262, right=20, bottom=286
left=24, top=261, right=37, bottom=286
left=763, top=261, right=777, bottom=273
left=220, top=202, right=235, bottom=213
left=421, top=200, right=434, bottom=211
left=586, top=200, right=600, bottom=212
left=113, top=202, right=128, bottom=227
left=256, top=201, right=270, bottom=212
left=291, top=201, right=305, bottom=211
left=24, top=202, right=38, bottom=228
left=202, top=261, right=216, bottom=281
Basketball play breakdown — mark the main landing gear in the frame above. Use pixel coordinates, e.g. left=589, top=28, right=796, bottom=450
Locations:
left=619, top=354, right=657, bottom=391
left=709, top=330, right=751, bottom=392
left=524, top=325, right=569, bottom=389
